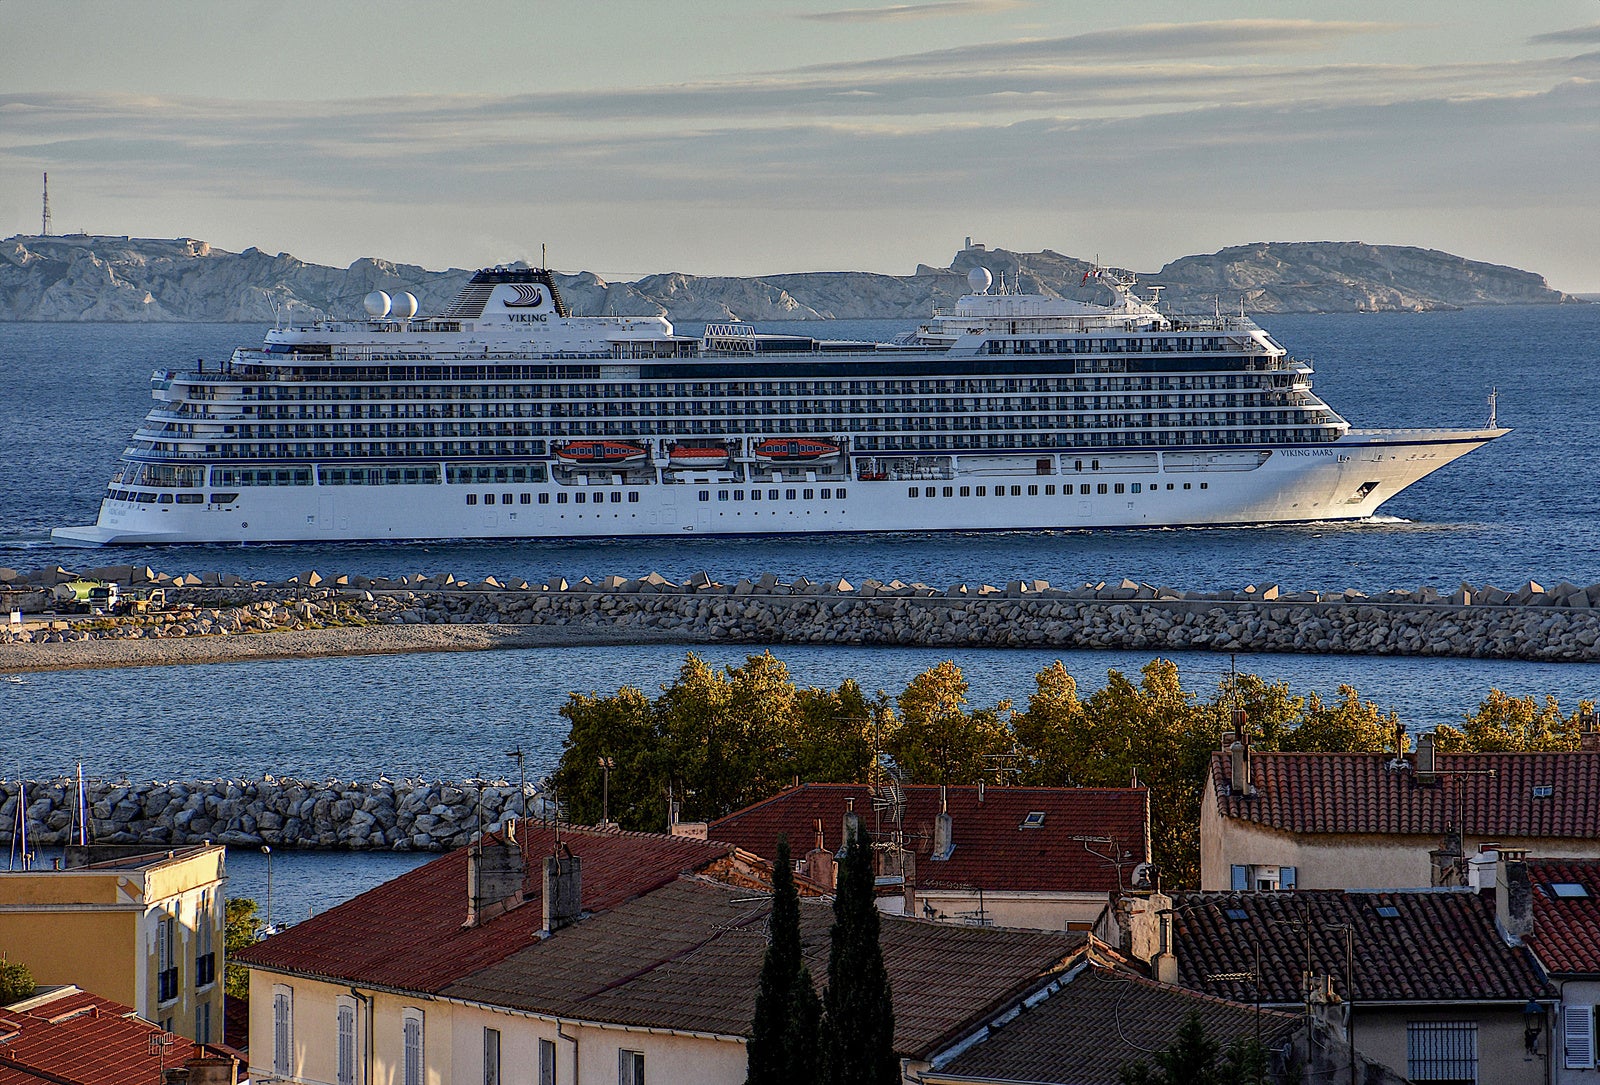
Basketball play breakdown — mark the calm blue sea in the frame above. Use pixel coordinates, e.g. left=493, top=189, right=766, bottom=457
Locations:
left=3, top=307, right=1598, bottom=916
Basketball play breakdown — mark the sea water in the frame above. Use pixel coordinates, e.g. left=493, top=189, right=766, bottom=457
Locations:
left=3, top=307, right=1599, bottom=915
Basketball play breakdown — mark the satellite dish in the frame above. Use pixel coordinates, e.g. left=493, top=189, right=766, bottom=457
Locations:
left=391, top=291, right=418, bottom=320
left=966, top=266, right=993, bottom=294
left=363, top=290, right=391, bottom=318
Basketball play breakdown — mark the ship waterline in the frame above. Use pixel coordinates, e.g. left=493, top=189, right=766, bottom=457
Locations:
left=54, top=265, right=1505, bottom=546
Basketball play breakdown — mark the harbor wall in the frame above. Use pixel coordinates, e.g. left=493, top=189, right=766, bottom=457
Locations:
left=4, top=567, right=1600, bottom=662
left=0, top=776, right=543, bottom=851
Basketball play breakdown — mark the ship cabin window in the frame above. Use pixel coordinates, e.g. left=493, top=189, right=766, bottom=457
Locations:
left=1073, top=460, right=1083, bottom=472
left=976, top=486, right=986, bottom=496
left=1097, top=484, right=1108, bottom=495
left=158, top=494, right=174, bottom=503
left=485, top=494, right=495, bottom=505
left=718, top=490, right=730, bottom=501
left=786, top=489, right=797, bottom=500
left=836, top=487, right=847, bottom=499
left=136, top=492, right=157, bottom=503
left=908, top=487, right=918, bottom=498
left=734, top=490, right=745, bottom=501
left=1114, top=484, right=1125, bottom=494
left=575, top=492, right=586, bottom=504
left=804, top=489, right=815, bottom=500
left=1027, top=485, right=1038, bottom=496
left=1010, top=486, right=1022, bottom=496
left=821, top=489, right=832, bottom=499
left=923, top=487, right=935, bottom=498
left=992, top=489, right=1003, bottom=499
left=628, top=492, right=640, bottom=503
left=504, top=493, right=514, bottom=504
left=942, top=487, right=953, bottom=498
left=1045, top=485, right=1055, bottom=495
left=751, top=489, right=763, bottom=501
left=1077, top=484, right=1090, bottom=495
left=1092, top=459, right=1101, bottom=470
left=521, top=493, right=531, bottom=504
left=1131, top=484, right=1142, bottom=493
left=210, top=493, right=238, bottom=504
left=539, top=493, right=550, bottom=504
left=698, top=490, right=710, bottom=502
left=1200, top=482, right=1209, bottom=489
left=558, top=492, right=569, bottom=503
left=1183, top=483, right=1192, bottom=489
left=1166, top=483, right=1175, bottom=490
left=178, top=493, right=203, bottom=504
left=960, top=486, right=971, bottom=497
left=466, top=494, right=478, bottom=505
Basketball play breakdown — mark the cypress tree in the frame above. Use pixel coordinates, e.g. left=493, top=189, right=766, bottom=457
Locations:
left=822, top=824, right=897, bottom=1085
left=748, top=836, right=819, bottom=1085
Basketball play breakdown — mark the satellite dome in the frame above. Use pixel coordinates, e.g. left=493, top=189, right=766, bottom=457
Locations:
left=363, top=290, right=391, bottom=318
left=390, top=291, right=419, bottom=320
left=966, top=267, right=993, bottom=294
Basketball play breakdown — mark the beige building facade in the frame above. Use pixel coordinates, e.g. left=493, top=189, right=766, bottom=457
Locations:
left=0, top=843, right=225, bottom=1043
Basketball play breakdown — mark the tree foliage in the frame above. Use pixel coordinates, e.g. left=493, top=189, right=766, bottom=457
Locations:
left=1435, top=690, right=1589, bottom=752
left=0, top=957, right=34, bottom=1005
left=224, top=897, right=264, bottom=999
left=747, top=836, right=820, bottom=1085
left=887, top=661, right=1012, bottom=785
left=822, top=824, right=897, bottom=1085
left=1119, top=1011, right=1267, bottom=1085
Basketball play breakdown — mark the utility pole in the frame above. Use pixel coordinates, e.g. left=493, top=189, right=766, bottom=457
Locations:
left=40, top=173, right=52, bottom=237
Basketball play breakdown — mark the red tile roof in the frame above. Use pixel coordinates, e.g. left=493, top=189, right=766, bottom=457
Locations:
left=1170, top=888, right=1549, bottom=1004
left=0, top=988, right=220, bottom=1085
left=1527, top=859, right=1600, bottom=975
left=236, top=824, right=735, bottom=992
left=1210, top=750, right=1600, bottom=838
left=934, top=957, right=1301, bottom=1084
left=444, top=874, right=1084, bottom=1059
left=709, top=784, right=1148, bottom=893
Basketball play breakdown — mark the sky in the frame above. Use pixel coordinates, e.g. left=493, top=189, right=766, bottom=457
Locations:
left=2, top=1, right=1598, bottom=289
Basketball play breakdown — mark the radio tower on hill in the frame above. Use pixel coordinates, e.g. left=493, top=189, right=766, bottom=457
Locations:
left=40, top=173, right=53, bottom=237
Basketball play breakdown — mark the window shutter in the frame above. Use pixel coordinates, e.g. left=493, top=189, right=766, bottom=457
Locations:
left=1231, top=865, right=1249, bottom=891
left=1280, top=866, right=1297, bottom=889
left=1565, top=1005, right=1595, bottom=1069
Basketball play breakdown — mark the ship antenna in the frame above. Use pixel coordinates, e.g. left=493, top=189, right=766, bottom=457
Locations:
left=1487, top=387, right=1498, bottom=429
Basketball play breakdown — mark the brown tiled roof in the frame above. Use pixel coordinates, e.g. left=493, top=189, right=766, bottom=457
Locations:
left=236, top=824, right=734, bottom=992
left=444, top=875, right=1083, bottom=1059
left=1210, top=750, right=1600, bottom=838
left=709, top=784, right=1148, bottom=893
left=0, top=988, right=216, bottom=1085
left=935, top=958, right=1300, bottom=1084
left=1171, top=888, right=1549, bottom=1005
left=1527, top=859, right=1600, bottom=975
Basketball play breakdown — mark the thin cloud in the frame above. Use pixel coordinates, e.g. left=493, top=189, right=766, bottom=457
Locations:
left=1528, top=23, right=1600, bottom=45
left=799, top=0, right=1028, bottom=23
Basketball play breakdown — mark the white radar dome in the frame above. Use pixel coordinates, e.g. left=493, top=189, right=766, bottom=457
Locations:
left=390, top=291, right=419, bottom=320
left=363, top=290, right=392, bottom=318
left=967, top=267, right=993, bottom=294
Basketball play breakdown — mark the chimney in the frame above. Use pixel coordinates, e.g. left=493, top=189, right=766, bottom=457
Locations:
left=183, top=1057, right=238, bottom=1085
left=977, top=780, right=985, bottom=803
left=1430, top=825, right=1465, bottom=887
left=806, top=817, right=835, bottom=891
left=1229, top=739, right=1251, bottom=795
left=932, top=786, right=954, bottom=861
left=1581, top=705, right=1599, bottom=752
left=1496, top=848, right=1533, bottom=944
left=1415, top=731, right=1437, bottom=785
left=543, top=849, right=583, bottom=934
left=840, top=797, right=860, bottom=853
left=466, top=819, right=526, bottom=927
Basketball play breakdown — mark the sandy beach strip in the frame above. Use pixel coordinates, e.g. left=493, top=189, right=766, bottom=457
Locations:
left=0, top=623, right=707, bottom=674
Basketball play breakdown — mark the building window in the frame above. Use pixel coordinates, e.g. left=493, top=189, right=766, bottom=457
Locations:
left=484, top=1027, right=502, bottom=1085
left=157, top=913, right=179, bottom=1003
left=1565, top=1005, right=1595, bottom=1069
left=620, top=1049, right=645, bottom=1085
left=1230, top=864, right=1295, bottom=891
left=403, top=1008, right=425, bottom=1085
left=272, top=985, right=294, bottom=1078
left=198, top=1000, right=211, bottom=1045
left=337, top=999, right=357, bottom=1085
left=1407, top=1021, right=1477, bottom=1083
left=539, top=1038, right=558, bottom=1085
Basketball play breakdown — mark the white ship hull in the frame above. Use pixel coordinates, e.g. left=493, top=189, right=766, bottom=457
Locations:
left=53, top=430, right=1499, bottom=546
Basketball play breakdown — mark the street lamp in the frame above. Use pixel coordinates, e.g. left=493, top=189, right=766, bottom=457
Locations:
left=1524, top=1000, right=1545, bottom=1060
left=260, top=845, right=273, bottom=931
left=597, top=757, right=615, bottom=827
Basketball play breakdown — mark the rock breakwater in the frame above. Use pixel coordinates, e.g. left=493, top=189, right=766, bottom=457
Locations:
left=0, top=776, right=543, bottom=851
left=4, top=565, right=1600, bottom=662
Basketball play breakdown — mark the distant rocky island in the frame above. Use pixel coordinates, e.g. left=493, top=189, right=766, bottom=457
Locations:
left=0, top=233, right=1579, bottom=323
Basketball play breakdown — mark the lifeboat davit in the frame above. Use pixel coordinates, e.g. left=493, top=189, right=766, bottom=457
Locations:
left=555, top=440, right=648, bottom=465
left=668, top=445, right=731, bottom=469
left=753, top=438, right=841, bottom=462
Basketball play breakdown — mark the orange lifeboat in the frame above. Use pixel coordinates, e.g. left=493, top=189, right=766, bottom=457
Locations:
left=555, top=440, right=648, bottom=465
left=668, top=445, right=731, bottom=469
left=753, top=438, right=840, bottom=462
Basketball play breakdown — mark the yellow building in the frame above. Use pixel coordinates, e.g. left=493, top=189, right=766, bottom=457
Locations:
left=0, top=843, right=226, bottom=1044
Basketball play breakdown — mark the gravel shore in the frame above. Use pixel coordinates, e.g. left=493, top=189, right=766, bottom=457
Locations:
left=0, top=622, right=701, bottom=674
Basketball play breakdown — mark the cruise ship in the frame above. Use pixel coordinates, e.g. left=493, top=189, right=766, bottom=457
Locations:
left=54, top=264, right=1506, bottom=545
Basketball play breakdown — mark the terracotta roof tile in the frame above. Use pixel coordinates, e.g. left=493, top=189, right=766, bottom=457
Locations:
left=710, top=784, right=1148, bottom=893
left=937, top=959, right=1300, bottom=1084
left=1211, top=750, right=1600, bottom=838
left=0, top=989, right=216, bottom=1085
left=444, top=875, right=1084, bottom=1059
left=1527, top=858, right=1600, bottom=975
left=236, top=824, right=734, bottom=992
left=1170, top=889, right=1549, bottom=1005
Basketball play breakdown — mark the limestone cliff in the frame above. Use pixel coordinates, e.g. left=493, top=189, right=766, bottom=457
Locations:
left=0, top=233, right=1578, bottom=322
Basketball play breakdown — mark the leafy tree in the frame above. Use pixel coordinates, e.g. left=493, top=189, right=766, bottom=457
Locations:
left=1011, top=662, right=1088, bottom=785
left=551, top=685, right=662, bottom=829
left=1435, top=690, right=1581, bottom=751
left=1282, top=685, right=1397, bottom=753
left=822, top=824, right=897, bottom=1085
left=1211, top=672, right=1308, bottom=751
left=224, top=897, right=264, bottom=999
left=0, top=957, right=34, bottom=1005
left=1120, top=1010, right=1267, bottom=1085
left=791, top=680, right=880, bottom=785
left=888, top=661, right=1013, bottom=784
left=747, top=837, right=820, bottom=1085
